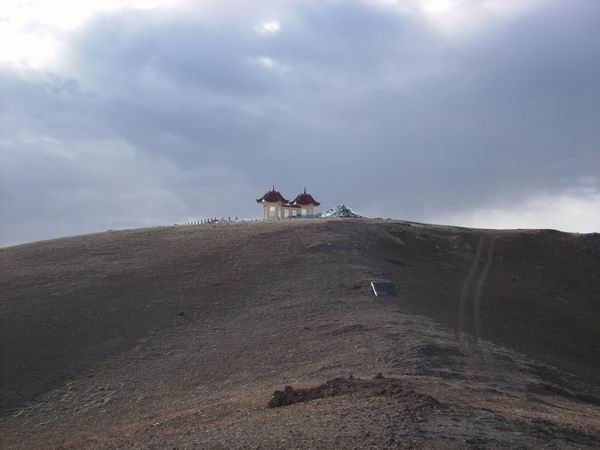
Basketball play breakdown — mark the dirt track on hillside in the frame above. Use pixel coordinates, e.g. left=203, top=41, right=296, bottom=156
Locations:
left=1, top=219, right=599, bottom=448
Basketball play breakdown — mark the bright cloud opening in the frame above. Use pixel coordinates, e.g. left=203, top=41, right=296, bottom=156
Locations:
left=436, top=192, right=600, bottom=233
left=0, top=0, right=177, bottom=68
left=253, top=55, right=288, bottom=73
left=255, top=21, right=280, bottom=34
left=370, top=0, right=543, bottom=36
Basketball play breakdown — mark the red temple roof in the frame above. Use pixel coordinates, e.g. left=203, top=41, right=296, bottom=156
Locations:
left=290, top=188, right=320, bottom=206
left=256, top=186, right=289, bottom=204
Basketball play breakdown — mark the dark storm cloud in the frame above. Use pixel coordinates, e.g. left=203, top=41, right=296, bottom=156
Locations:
left=2, top=0, right=600, bottom=245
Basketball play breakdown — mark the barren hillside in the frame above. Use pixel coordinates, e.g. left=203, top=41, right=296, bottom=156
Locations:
left=1, top=219, right=599, bottom=448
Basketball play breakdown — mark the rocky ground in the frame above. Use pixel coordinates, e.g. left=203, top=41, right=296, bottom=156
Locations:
left=1, top=219, right=599, bottom=448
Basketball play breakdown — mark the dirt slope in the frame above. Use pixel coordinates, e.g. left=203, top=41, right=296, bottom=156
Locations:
left=1, top=219, right=599, bottom=448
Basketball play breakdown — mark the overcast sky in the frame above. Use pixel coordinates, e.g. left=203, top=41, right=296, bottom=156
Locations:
left=1, top=0, right=599, bottom=245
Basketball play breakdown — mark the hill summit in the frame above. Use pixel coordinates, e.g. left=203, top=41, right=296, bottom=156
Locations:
left=1, top=219, right=599, bottom=448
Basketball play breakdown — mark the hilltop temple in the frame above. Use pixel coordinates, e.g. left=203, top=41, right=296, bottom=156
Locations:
left=256, top=186, right=320, bottom=220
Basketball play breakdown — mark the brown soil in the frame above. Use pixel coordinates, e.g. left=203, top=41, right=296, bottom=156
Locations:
left=1, top=219, right=599, bottom=448
left=267, top=375, right=439, bottom=412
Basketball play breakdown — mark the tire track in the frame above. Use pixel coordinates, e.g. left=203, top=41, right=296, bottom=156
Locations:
left=457, top=235, right=484, bottom=339
left=474, top=236, right=496, bottom=340
left=457, top=234, right=497, bottom=342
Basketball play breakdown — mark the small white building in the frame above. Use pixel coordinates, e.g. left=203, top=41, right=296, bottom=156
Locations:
left=256, top=186, right=321, bottom=220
